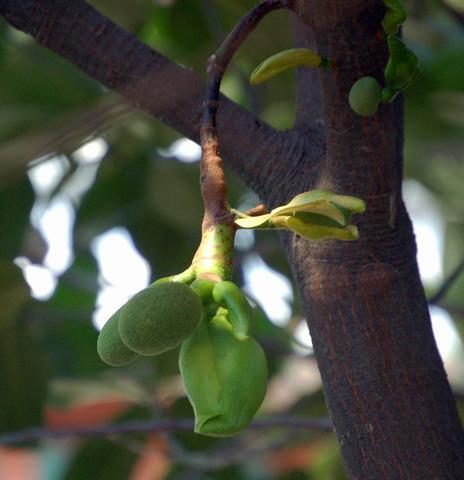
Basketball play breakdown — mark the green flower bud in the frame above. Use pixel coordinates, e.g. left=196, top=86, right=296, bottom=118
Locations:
left=179, top=315, right=268, bottom=437
left=97, top=310, right=139, bottom=367
left=349, top=76, right=382, bottom=117
left=190, top=278, right=216, bottom=307
left=250, top=48, right=323, bottom=85
left=384, top=36, right=419, bottom=100
left=382, top=0, right=407, bottom=35
left=119, top=282, right=202, bottom=356
left=212, top=281, right=251, bottom=340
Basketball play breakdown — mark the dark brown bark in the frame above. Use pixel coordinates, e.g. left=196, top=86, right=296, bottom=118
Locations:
left=283, top=1, right=464, bottom=478
left=1, top=0, right=464, bottom=478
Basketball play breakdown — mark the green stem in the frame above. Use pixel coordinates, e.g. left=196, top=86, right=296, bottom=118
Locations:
left=192, top=223, right=235, bottom=282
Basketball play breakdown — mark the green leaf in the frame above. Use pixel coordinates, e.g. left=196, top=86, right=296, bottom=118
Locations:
left=271, top=199, right=346, bottom=225
left=0, top=177, right=34, bottom=260
left=234, top=213, right=272, bottom=229
left=270, top=189, right=365, bottom=225
left=275, top=189, right=336, bottom=206
left=0, top=317, right=48, bottom=439
left=234, top=190, right=366, bottom=231
left=329, top=193, right=367, bottom=214
left=272, top=215, right=359, bottom=241
left=0, top=260, right=30, bottom=321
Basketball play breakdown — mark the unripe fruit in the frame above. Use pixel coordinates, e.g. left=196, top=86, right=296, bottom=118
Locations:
left=97, top=311, right=139, bottom=367
left=119, top=282, right=202, bottom=356
left=348, top=76, right=382, bottom=117
left=179, top=315, right=268, bottom=437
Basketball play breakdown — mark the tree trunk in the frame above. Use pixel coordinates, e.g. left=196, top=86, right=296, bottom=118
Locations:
left=272, top=1, right=464, bottom=478
left=1, top=0, right=464, bottom=478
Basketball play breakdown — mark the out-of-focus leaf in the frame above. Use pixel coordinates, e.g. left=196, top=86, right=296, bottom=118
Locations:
left=0, top=43, right=100, bottom=144
left=145, top=159, right=203, bottom=231
left=0, top=314, right=48, bottom=439
left=44, top=318, right=102, bottom=377
left=0, top=260, right=30, bottom=319
left=38, top=254, right=102, bottom=376
left=0, top=177, right=34, bottom=257
left=139, top=0, right=211, bottom=59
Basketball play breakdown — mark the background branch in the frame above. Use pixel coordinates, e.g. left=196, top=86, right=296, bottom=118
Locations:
left=439, top=0, right=464, bottom=26
left=0, top=416, right=332, bottom=446
left=429, top=256, right=464, bottom=305
left=0, top=0, right=292, bottom=190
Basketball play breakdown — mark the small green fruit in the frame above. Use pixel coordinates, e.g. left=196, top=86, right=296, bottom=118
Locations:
left=97, top=311, right=139, bottom=367
left=180, top=315, right=268, bottom=437
left=119, top=282, right=202, bottom=356
left=348, top=76, right=382, bottom=117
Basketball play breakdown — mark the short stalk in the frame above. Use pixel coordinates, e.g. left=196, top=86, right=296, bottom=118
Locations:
left=192, top=223, right=235, bottom=282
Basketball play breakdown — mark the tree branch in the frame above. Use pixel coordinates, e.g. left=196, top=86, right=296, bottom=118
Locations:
left=200, top=0, right=296, bottom=227
left=429, top=256, right=464, bottom=305
left=440, top=0, right=464, bottom=26
left=0, top=416, right=332, bottom=446
left=0, top=0, right=291, bottom=190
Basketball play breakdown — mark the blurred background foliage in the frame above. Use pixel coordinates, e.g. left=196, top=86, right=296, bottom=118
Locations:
left=0, top=0, right=463, bottom=478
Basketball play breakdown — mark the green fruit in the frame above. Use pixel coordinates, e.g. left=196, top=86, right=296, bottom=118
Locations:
left=179, top=315, right=268, bottom=437
left=349, top=76, right=382, bottom=117
left=119, top=282, right=202, bottom=356
left=97, top=310, right=139, bottom=367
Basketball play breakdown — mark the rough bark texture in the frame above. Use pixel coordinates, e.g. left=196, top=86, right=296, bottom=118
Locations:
left=285, top=1, right=464, bottom=478
left=1, top=0, right=464, bottom=478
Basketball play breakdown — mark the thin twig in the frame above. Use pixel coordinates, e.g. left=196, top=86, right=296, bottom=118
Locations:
left=429, top=256, right=464, bottom=305
left=200, top=0, right=295, bottom=229
left=199, top=0, right=262, bottom=117
left=0, top=415, right=332, bottom=446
